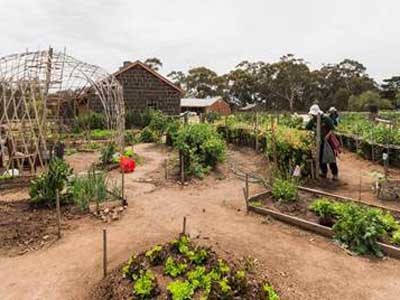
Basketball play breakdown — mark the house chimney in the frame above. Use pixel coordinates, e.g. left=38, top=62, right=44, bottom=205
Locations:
left=123, top=61, right=131, bottom=67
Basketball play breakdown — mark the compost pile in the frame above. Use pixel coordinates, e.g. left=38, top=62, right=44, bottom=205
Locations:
left=94, top=235, right=279, bottom=300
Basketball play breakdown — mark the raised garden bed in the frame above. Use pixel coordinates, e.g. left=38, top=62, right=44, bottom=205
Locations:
left=247, top=188, right=400, bottom=259
left=93, top=235, right=281, bottom=300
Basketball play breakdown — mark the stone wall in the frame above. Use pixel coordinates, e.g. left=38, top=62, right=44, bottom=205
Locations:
left=117, top=65, right=181, bottom=116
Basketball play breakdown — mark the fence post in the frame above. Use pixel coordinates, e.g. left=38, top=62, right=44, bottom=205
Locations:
left=164, top=158, right=168, bottom=180
left=56, top=190, right=62, bottom=239
left=182, top=216, right=187, bottom=235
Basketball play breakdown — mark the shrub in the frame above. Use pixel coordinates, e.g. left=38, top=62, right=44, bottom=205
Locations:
left=348, top=91, right=393, bottom=111
left=175, top=123, right=226, bottom=178
left=271, top=179, right=298, bottom=203
left=205, top=111, right=221, bottom=124
left=140, top=127, right=161, bottom=143
left=332, top=204, right=386, bottom=256
left=167, top=280, right=194, bottom=300
left=90, top=129, right=113, bottom=140
left=29, top=158, right=73, bottom=206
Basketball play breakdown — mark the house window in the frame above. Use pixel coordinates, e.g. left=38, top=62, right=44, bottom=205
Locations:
left=146, top=100, right=158, bottom=110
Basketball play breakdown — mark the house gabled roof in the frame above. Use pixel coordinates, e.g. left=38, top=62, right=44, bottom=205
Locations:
left=181, top=97, right=222, bottom=108
left=113, top=60, right=184, bottom=94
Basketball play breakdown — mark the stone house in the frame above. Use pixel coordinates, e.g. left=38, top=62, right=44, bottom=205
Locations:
left=114, top=60, right=183, bottom=116
left=181, top=97, right=231, bottom=115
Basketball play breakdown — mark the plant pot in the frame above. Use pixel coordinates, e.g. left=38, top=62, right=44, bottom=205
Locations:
left=318, top=216, right=335, bottom=228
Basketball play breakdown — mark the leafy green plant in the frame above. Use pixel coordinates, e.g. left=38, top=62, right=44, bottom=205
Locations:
left=140, top=127, right=161, bottom=143
left=263, top=284, right=280, bottom=300
left=133, top=270, right=158, bottom=299
left=175, top=123, right=226, bottom=178
left=187, top=266, right=210, bottom=290
left=392, top=230, right=400, bottom=245
left=145, top=245, right=166, bottom=266
left=90, top=129, right=113, bottom=140
left=332, top=204, right=386, bottom=256
left=29, top=158, right=73, bottom=206
left=167, top=280, right=194, bottom=300
left=164, top=257, right=187, bottom=278
left=271, top=178, right=298, bottom=203
left=309, top=198, right=338, bottom=219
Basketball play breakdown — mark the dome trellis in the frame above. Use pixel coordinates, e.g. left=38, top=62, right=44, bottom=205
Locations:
left=0, top=48, right=125, bottom=174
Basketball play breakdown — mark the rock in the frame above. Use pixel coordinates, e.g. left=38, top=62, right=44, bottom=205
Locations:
left=112, top=213, right=119, bottom=221
left=104, top=208, right=110, bottom=214
left=117, top=207, right=124, bottom=213
left=42, top=235, right=50, bottom=241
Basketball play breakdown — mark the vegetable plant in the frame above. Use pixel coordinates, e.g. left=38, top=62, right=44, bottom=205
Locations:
left=133, top=270, right=158, bottom=299
left=263, top=284, right=280, bottom=300
left=167, top=280, right=194, bottom=300
left=164, top=257, right=187, bottom=278
left=29, top=158, right=73, bottom=206
left=392, top=230, right=400, bottom=245
left=271, top=178, right=298, bottom=203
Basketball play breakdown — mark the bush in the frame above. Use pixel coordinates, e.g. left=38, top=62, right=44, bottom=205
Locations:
left=205, top=111, right=221, bottom=124
left=140, top=127, right=161, bottom=143
left=271, top=179, right=298, bottom=203
left=392, top=230, right=400, bottom=245
left=332, top=204, right=386, bottom=256
left=348, top=91, right=393, bottom=111
left=175, top=123, right=226, bottom=178
left=29, top=158, right=73, bottom=206
left=100, top=143, right=117, bottom=165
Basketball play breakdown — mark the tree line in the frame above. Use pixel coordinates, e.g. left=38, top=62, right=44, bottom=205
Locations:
left=143, top=55, right=400, bottom=112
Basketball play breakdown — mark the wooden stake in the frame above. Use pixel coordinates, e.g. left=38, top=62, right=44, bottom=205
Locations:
left=56, top=190, right=62, bottom=239
left=121, top=170, right=126, bottom=206
left=182, top=216, right=187, bottom=235
left=103, top=228, right=107, bottom=278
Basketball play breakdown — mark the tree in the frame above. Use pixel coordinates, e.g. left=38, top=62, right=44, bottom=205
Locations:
left=348, top=91, right=393, bottom=111
left=381, top=76, right=400, bottom=104
left=167, top=70, right=186, bottom=90
left=184, top=67, right=225, bottom=98
left=144, top=58, right=163, bottom=72
left=267, top=54, right=312, bottom=111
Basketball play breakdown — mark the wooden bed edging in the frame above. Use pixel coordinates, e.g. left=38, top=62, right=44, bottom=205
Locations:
left=0, top=175, right=35, bottom=190
left=298, top=186, right=400, bottom=214
left=248, top=205, right=400, bottom=259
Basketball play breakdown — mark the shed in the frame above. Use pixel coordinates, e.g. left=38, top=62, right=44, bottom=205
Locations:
left=181, top=97, right=231, bottom=115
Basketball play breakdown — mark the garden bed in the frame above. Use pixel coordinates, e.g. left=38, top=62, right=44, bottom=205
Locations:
left=247, top=189, right=400, bottom=258
left=93, top=235, right=280, bottom=300
left=0, top=199, right=87, bottom=256
left=0, top=175, right=35, bottom=190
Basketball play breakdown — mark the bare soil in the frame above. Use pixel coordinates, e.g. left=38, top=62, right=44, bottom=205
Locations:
left=0, top=200, right=90, bottom=257
left=1, top=144, right=400, bottom=300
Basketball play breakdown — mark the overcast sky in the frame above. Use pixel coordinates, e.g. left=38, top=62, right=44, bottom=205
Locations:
left=0, top=0, right=399, bottom=82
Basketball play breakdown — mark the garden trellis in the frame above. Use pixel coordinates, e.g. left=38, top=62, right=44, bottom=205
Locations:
left=0, top=48, right=125, bottom=174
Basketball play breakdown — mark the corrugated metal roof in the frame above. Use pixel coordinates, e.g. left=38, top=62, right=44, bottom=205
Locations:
left=181, top=97, right=221, bottom=108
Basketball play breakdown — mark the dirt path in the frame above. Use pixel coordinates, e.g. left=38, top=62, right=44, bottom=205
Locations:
left=311, top=150, right=400, bottom=210
left=1, top=144, right=400, bottom=300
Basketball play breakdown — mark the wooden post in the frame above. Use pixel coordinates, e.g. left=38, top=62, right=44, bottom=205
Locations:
left=315, top=113, right=321, bottom=180
left=56, top=190, right=62, bottom=239
left=182, top=216, right=187, bottom=235
left=103, top=228, right=107, bottom=278
left=164, top=158, right=168, bottom=180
